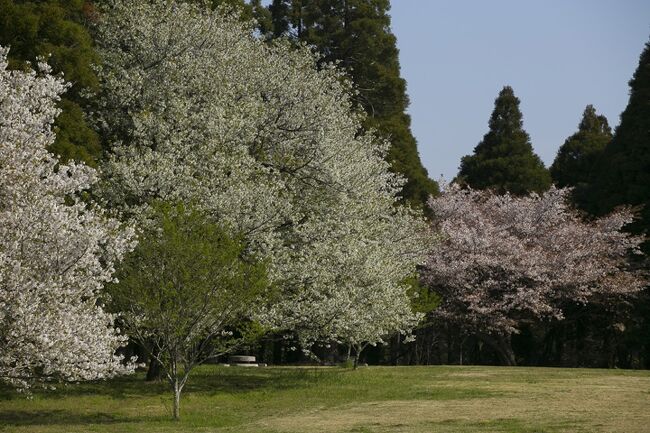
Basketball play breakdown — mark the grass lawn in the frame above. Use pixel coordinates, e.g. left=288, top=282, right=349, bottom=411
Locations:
left=1, top=365, right=649, bottom=432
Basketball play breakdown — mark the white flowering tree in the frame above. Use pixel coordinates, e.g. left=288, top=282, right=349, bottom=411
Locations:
left=93, top=0, right=429, bottom=355
left=422, top=185, right=646, bottom=365
left=0, top=47, right=136, bottom=389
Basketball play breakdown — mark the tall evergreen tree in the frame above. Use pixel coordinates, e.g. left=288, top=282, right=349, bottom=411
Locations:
left=266, top=0, right=438, bottom=208
left=550, top=105, right=612, bottom=188
left=588, top=40, right=650, bottom=251
left=457, top=86, right=551, bottom=195
left=0, top=0, right=102, bottom=166
left=202, top=0, right=269, bottom=22
left=584, top=39, right=650, bottom=369
left=267, top=0, right=293, bottom=37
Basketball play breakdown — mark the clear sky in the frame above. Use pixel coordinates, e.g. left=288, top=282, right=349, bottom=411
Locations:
left=388, top=1, right=650, bottom=180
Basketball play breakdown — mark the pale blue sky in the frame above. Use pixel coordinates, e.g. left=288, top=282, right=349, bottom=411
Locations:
left=389, top=1, right=650, bottom=179
left=258, top=1, right=650, bottom=179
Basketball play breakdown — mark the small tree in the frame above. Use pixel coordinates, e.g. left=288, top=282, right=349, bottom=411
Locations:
left=110, top=203, right=269, bottom=420
left=0, top=46, right=135, bottom=389
left=422, top=184, right=646, bottom=365
left=337, top=281, right=423, bottom=368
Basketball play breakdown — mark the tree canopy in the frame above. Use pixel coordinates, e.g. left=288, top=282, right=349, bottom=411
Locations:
left=422, top=184, right=646, bottom=365
left=265, top=0, right=439, bottom=209
left=457, top=86, right=551, bottom=195
left=0, top=46, right=135, bottom=389
left=550, top=104, right=612, bottom=189
left=95, top=0, right=428, bottom=354
left=587, top=40, right=650, bottom=252
left=0, top=0, right=102, bottom=165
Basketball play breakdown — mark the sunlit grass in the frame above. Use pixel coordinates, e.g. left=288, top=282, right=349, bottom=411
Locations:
left=1, top=365, right=649, bottom=432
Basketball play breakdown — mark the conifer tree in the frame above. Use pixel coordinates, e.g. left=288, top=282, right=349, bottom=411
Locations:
left=267, top=0, right=293, bottom=37
left=550, top=105, right=612, bottom=188
left=458, top=86, right=551, bottom=195
left=0, top=0, right=102, bottom=166
left=588, top=40, right=650, bottom=252
left=266, top=0, right=438, bottom=208
left=200, top=0, right=269, bottom=23
left=584, top=40, right=650, bottom=368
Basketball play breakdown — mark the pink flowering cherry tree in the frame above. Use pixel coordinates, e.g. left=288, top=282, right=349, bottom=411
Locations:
left=422, top=184, right=646, bottom=365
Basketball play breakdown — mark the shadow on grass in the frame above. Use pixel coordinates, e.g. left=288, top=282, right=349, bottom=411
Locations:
left=0, top=409, right=143, bottom=427
left=187, top=367, right=339, bottom=395
left=0, top=366, right=340, bottom=402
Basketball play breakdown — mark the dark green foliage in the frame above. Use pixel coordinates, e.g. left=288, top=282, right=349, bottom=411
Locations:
left=265, top=0, right=438, bottom=209
left=0, top=0, right=102, bottom=166
left=267, top=0, right=293, bottom=37
left=583, top=41, right=650, bottom=370
left=52, top=98, right=103, bottom=164
left=587, top=41, right=650, bottom=252
left=457, top=86, right=551, bottom=195
left=550, top=105, right=612, bottom=189
left=249, top=0, right=273, bottom=33
left=406, top=275, right=440, bottom=315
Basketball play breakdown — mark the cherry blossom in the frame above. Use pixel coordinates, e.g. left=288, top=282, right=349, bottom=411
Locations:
left=0, top=47, right=136, bottom=389
left=93, top=1, right=429, bottom=353
left=422, top=184, right=646, bottom=365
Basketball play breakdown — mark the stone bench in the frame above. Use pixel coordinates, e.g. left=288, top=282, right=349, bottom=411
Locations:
left=228, top=355, right=266, bottom=367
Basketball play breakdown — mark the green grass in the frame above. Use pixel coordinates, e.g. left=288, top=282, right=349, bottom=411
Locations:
left=1, top=365, right=649, bottom=432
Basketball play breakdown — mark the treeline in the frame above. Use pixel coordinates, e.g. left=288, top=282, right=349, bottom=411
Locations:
left=0, top=0, right=648, bottom=395
left=1, top=0, right=436, bottom=419
left=0, top=0, right=437, bottom=209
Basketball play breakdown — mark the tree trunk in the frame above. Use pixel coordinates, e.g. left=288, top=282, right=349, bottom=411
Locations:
left=353, top=346, right=360, bottom=369
left=445, top=327, right=452, bottom=364
left=393, top=333, right=402, bottom=366
left=497, top=335, right=516, bottom=366
left=172, top=380, right=181, bottom=420
left=459, top=336, right=465, bottom=366
left=146, top=356, right=162, bottom=382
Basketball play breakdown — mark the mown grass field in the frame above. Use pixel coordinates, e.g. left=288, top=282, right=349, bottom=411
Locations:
left=1, top=365, right=649, bottom=433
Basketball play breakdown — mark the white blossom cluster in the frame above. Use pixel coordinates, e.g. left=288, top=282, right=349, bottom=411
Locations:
left=93, top=1, right=429, bottom=349
left=0, top=47, right=136, bottom=389
left=423, top=184, right=646, bottom=337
